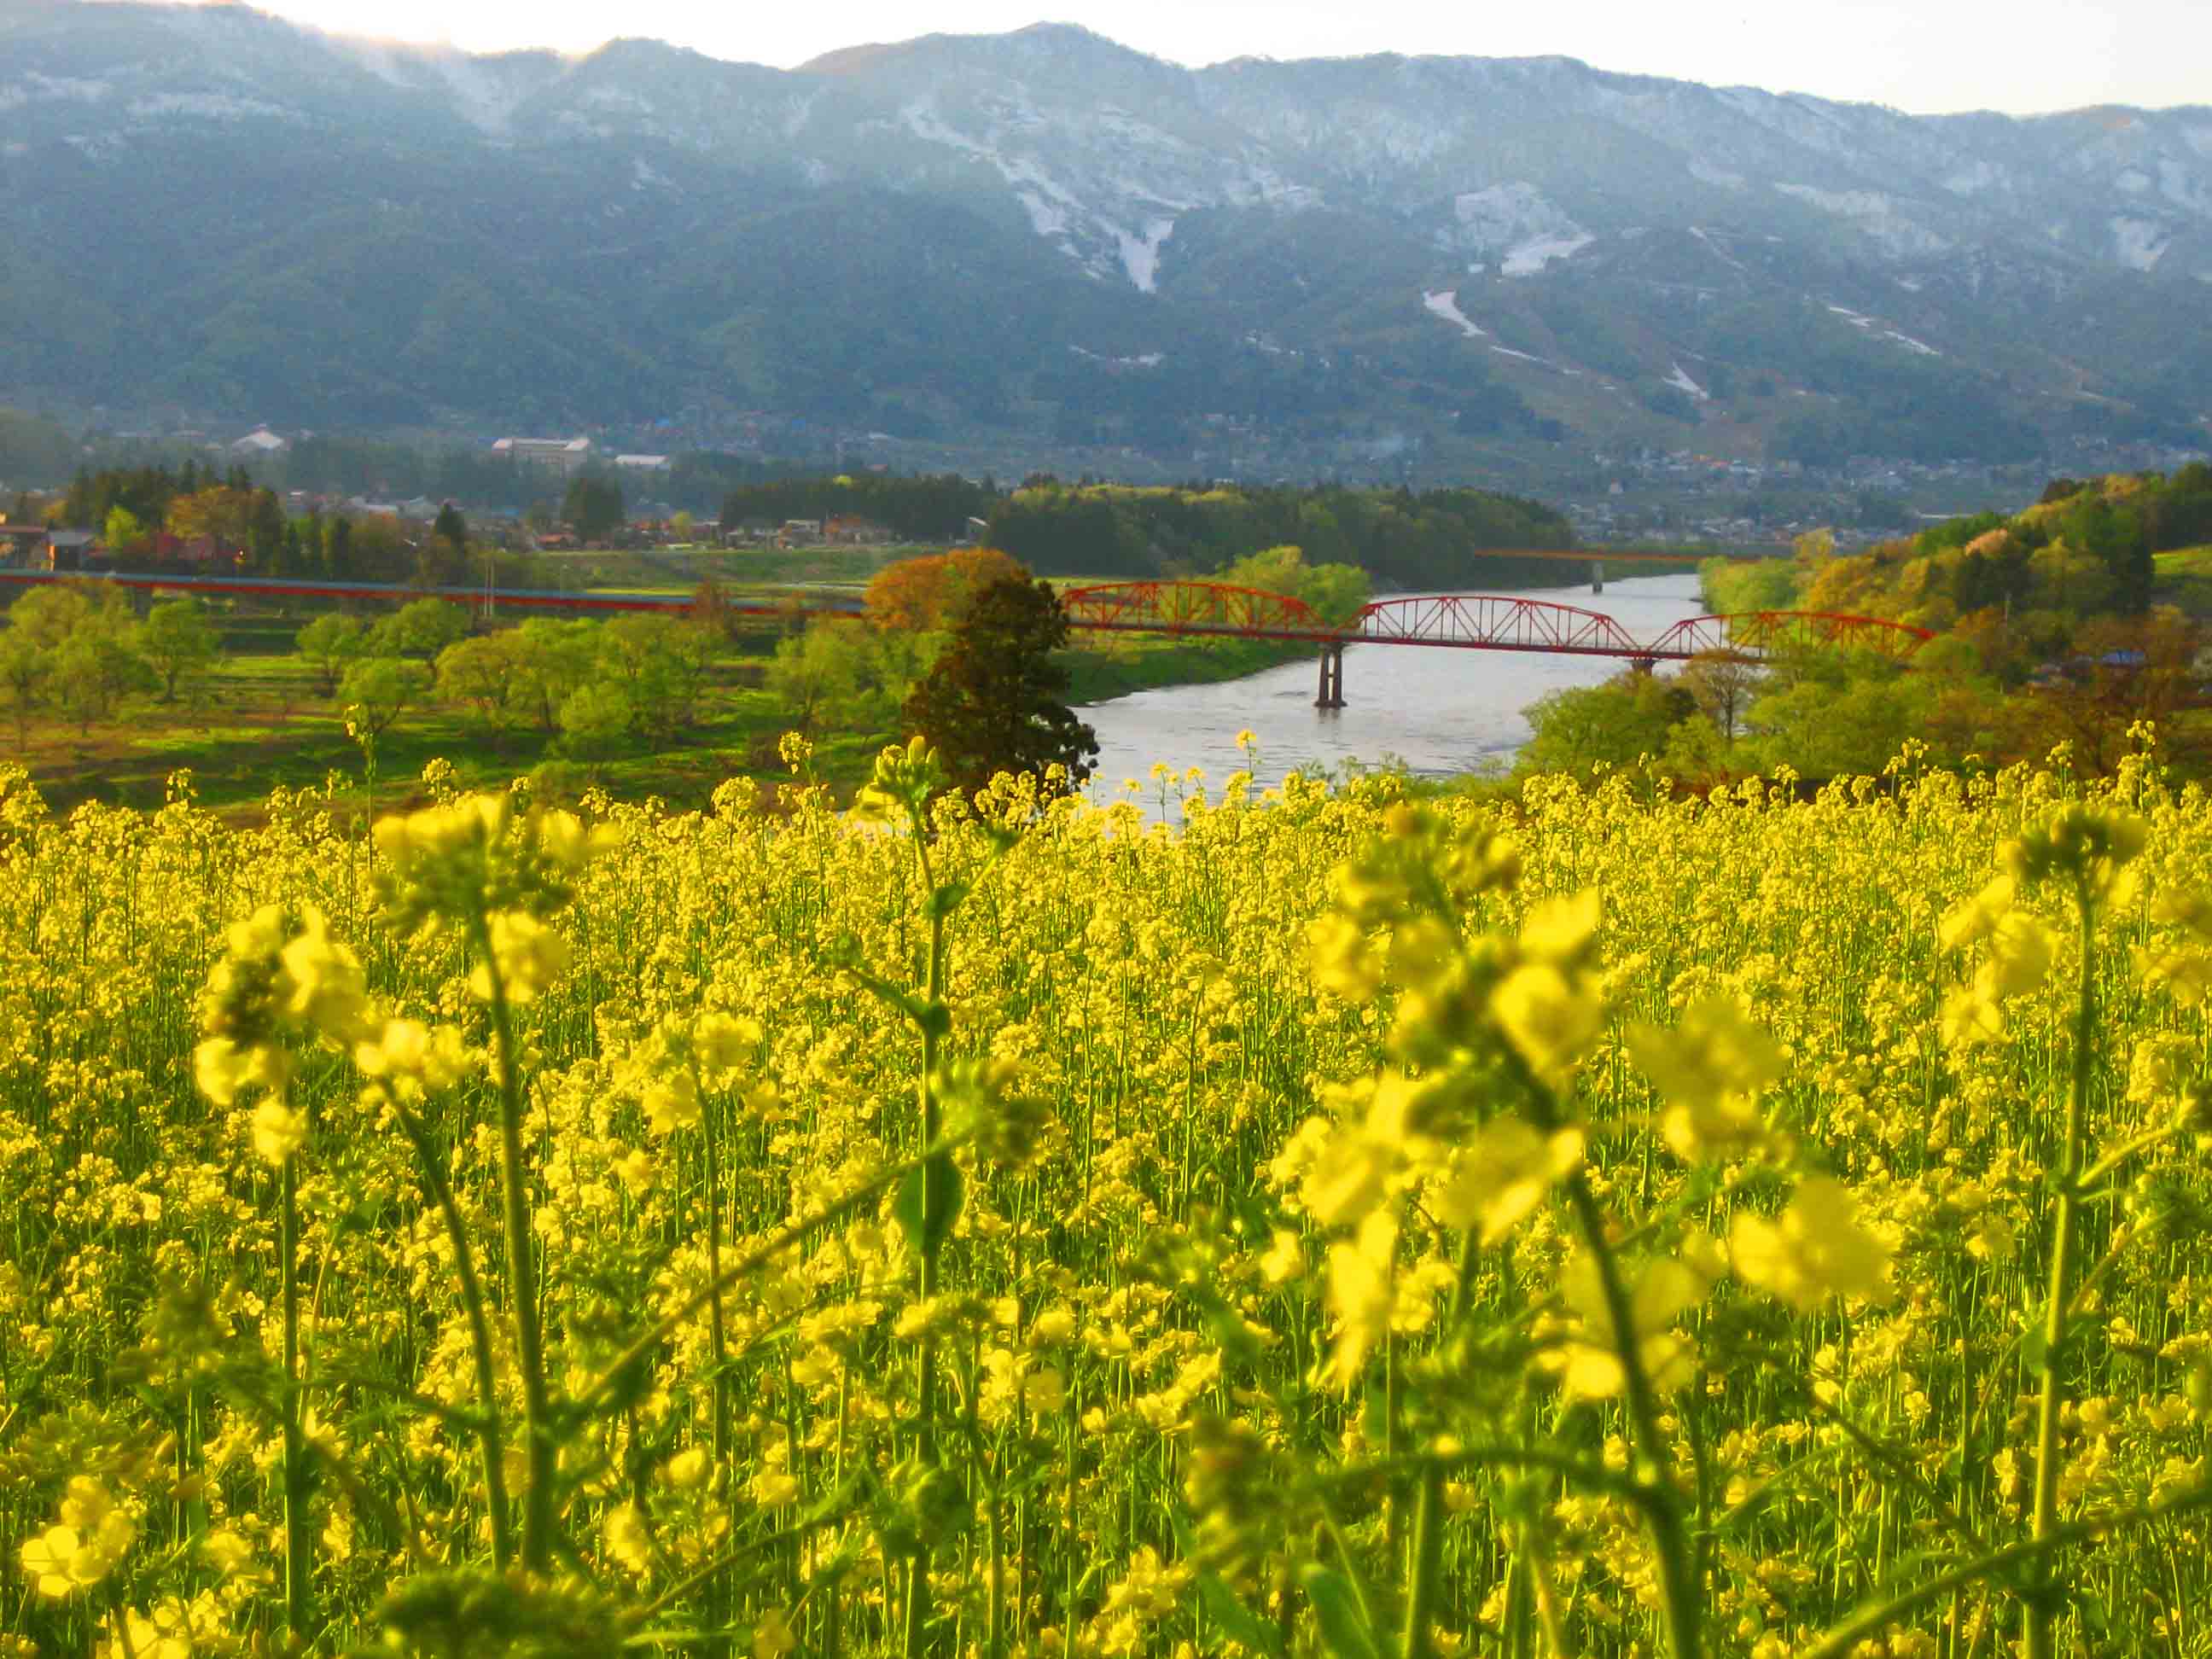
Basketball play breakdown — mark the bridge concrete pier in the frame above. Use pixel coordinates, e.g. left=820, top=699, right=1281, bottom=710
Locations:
left=1592, top=559, right=1604, bottom=595
left=1315, top=642, right=1346, bottom=709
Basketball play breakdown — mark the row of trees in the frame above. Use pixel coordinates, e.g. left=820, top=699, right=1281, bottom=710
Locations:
left=1522, top=602, right=2209, bottom=786
left=0, top=587, right=220, bottom=737
left=1796, top=467, right=2212, bottom=655
left=293, top=602, right=719, bottom=759
left=45, top=462, right=633, bottom=585
left=712, top=476, right=1575, bottom=590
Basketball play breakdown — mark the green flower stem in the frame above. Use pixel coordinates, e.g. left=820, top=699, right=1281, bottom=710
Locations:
left=279, top=1146, right=316, bottom=1639
left=469, top=908, right=557, bottom=1577
left=1563, top=1170, right=1702, bottom=1659
left=701, top=1066, right=734, bottom=1657
left=388, top=1090, right=515, bottom=1569
left=1400, top=1229, right=1481, bottom=1659
left=905, top=814, right=950, bottom=1659
left=1512, top=1046, right=1700, bottom=1659
left=2024, top=880, right=2098, bottom=1659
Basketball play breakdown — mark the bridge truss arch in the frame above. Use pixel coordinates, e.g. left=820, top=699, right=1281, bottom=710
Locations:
left=1644, top=611, right=1935, bottom=662
left=1352, top=593, right=1648, bottom=657
left=1057, top=580, right=1331, bottom=637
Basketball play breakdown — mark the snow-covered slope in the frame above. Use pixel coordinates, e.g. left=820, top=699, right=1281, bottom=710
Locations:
left=2, top=1, right=2209, bottom=454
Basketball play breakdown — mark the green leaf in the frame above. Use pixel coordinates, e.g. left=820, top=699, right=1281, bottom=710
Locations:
left=1170, top=1510, right=1284, bottom=1659
left=1300, top=1566, right=1383, bottom=1659
left=1199, top=1571, right=1287, bottom=1659
left=894, top=1157, right=963, bottom=1258
left=925, top=880, right=971, bottom=920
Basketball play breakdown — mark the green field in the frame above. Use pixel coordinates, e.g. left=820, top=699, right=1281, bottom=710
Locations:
left=0, top=584, right=1308, bottom=819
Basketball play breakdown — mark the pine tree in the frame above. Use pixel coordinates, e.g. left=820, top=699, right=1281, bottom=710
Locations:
left=434, top=502, right=468, bottom=556
left=326, top=516, right=354, bottom=580
left=902, top=574, right=1098, bottom=799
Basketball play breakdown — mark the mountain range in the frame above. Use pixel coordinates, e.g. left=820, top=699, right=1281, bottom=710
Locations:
left=3, top=0, right=2210, bottom=479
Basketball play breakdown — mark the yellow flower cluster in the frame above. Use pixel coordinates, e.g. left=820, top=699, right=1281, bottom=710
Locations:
left=19, top=1477, right=136, bottom=1599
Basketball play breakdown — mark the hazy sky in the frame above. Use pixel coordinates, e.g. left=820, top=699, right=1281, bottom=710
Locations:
left=212, top=0, right=2203, bottom=115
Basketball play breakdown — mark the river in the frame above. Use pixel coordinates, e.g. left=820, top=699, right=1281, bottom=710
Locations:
left=1075, top=572, right=1705, bottom=801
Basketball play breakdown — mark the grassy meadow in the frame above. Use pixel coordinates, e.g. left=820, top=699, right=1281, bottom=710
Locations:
left=0, top=572, right=1304, bottom=821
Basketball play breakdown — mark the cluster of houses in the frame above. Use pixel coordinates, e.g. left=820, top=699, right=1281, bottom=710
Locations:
left=721, top=515, right=898, bottom=549
left=0, top=523, right=102, bottom=571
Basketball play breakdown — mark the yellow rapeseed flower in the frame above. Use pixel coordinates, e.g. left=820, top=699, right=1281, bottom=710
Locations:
left=1323, top=1210, right=1398, bottom=1393
left=1544, top=1252, right=1704, bottom=1400
left=1730, top=1175, right=1893, bottom=1311
left=471, top=911, right=569, bottom=1004
left=1490, top=963, right=1604, bottom=1083
left=1627, top=996, right=1786, bottom=1162
left=1428, top=1120, right=1584, bottom=1245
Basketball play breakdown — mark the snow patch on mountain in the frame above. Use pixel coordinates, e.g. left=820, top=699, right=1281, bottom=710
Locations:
left=1069, top=346, right=1165, bottom=367
left=1665, top=363, right=1710, bottom=401
left=1421, top=290, right=1486, bottom=338
left=2111, top=216, right=2171, bottom=270
left=1016, top=190, right=1069, bottom=237
left=130, top=92, right=295, bottom=122
left=1116, top=218, right=1175, bottom=292
left=433, top=56, right=537, bottom=137
left=1884, top=330, right=1940, bottom=357
left=1828, top=305, right=1874, bottom=328
left=1503, top=233, right=1594, bottom=276
left=1689, top=160, right=1745, bottom=190
left=1440, top=182, right=1588, bottom=271
left=2116, top=167, right=2153, bottom=195
left=903, top=98, right=989, bottom=160
left=1774, top=183, right=1951, bottom=257
left=0, top=74, right=113, bottom=113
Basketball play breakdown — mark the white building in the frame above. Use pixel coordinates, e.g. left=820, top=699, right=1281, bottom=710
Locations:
left=492, top=436, right=593, bottom=475
left=230, top=426, right=289, bottom=457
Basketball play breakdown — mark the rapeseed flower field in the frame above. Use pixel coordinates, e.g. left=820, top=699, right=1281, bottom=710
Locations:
left=2, top=736, right=2209, bottom=1659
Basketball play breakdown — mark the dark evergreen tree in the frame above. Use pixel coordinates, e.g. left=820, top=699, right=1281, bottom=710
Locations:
left=902, top=574, right=1098, bottom=800
left=247, top=489, right=286, bottom=574
left=325, top=515, right=354, bottom=580
left=562, top=474, right=626, bottom=542
left=434, top=501, right=468, bottom=556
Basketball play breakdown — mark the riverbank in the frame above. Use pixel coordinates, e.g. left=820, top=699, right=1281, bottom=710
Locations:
left=1057, top=635, right=1313, bottom=704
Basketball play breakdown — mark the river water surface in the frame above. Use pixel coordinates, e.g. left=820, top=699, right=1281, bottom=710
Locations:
left=1076, top=573, right=1705, bottom=801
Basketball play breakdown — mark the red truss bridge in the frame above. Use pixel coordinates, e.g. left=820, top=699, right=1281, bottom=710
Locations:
left=1059, top=580, right=1339, bottom=637
left=1057, top=581, right=1930, bottom=661
left=1058, top=581, right=1933, bottom=708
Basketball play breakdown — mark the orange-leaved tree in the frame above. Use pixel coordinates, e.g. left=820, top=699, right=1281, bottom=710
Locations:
left=863, top=546, right=1025, bottom=633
